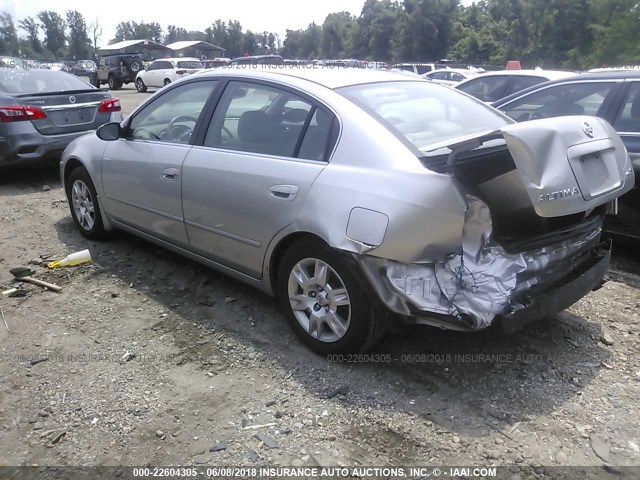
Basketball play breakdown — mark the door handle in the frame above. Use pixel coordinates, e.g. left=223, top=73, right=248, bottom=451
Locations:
left=270, top=185, right=299, bottom=201
left=161, top=168, right=180, bottom=181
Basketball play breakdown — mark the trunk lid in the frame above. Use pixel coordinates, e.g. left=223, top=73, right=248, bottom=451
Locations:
left=501, top=116, right=633, bottom=217
left=18, top=89, right=113, bottom=135
left=422, top=116, right=635, bottom=241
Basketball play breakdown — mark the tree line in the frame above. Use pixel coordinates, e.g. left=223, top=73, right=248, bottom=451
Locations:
left=0, top=0, right=638, bottom=68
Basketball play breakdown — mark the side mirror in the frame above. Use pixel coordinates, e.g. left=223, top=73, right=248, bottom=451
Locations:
left=96, top=122, right=121, bottom=141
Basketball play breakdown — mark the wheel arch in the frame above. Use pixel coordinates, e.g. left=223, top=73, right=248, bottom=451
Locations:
left=267, top=231, right=328, bottom=297
left=62, top=156, right=114, bottom=232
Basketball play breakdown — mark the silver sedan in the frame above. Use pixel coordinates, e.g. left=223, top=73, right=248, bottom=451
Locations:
left=60, top=67, right=635, bottom=354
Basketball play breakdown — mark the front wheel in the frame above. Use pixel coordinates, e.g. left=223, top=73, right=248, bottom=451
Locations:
left=277, top=238, right=385, bottom=354
left=66, top=167, right=106, bottom=240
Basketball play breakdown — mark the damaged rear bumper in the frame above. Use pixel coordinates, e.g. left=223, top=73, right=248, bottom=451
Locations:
left=494, top=239, right=610, bottom=333
left=355, top=200, right=610, bottom=332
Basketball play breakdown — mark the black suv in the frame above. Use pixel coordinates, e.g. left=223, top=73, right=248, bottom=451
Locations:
left=91, top=54, right=143, bottom=89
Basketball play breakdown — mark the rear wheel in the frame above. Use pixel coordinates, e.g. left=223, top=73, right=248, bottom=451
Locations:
left=163, top=78, right=171, bottom=86
left=66, top=166, right=106, bottom=240
left=90, top=73, right=100, bottom=88
left=277, top=238, right=385, bottom=355
left=135, top=78, right=147, bottom=93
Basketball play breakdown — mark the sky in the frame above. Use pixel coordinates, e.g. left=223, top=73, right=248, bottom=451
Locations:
left=2, top=0, right=476, bottom=48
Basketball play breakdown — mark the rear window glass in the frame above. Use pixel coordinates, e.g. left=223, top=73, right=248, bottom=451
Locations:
left=0, top=70, right=93, bottom=94
left=177, top=61, right=204, bottom=69
left=337, top=81, right=510, bottom=151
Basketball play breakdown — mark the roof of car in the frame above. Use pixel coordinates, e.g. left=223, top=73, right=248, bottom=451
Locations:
left=195, top=66, right=426, bottom=89
left=152, top=57, right=201, bottom=63
left=426, top=68, right=480, bottom=75
left=462, top=69, right=577, bottom=79
left=493, top=71, right=640, bottom=106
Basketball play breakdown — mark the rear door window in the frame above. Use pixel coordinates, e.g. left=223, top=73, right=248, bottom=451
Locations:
left=205, top=81, right=311, bottom=158
left=501, top=82, right=616, bottom=122
left=510, top=75, right=547, bottom=94
left=613, top=82, right=640, bottom=133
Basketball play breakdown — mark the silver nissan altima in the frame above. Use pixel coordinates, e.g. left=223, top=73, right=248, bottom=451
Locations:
left=60, top=67, right=635, bottom=354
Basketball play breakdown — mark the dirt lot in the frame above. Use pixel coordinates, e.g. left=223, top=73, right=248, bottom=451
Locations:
left=0, top=86, right=639, bottom=477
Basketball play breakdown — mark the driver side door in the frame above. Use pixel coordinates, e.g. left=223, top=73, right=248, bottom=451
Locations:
left=101, top=80, right=219, bottom=246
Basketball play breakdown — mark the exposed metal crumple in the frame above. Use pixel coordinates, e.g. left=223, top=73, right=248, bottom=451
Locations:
left=357, top=195, right=602, bottom=329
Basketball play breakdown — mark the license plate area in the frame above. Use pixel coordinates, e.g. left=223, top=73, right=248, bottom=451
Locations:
left=567, top=139, right=622, bottom=200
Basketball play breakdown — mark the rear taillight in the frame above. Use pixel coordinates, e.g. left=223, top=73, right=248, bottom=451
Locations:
left=0, top=106, right=47, bottom=122
left=99, top=98, right=121, bottom=113
left=176, top=70, right=187, bottom=75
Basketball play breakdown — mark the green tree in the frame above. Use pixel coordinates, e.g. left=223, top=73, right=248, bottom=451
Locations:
left=38, top=11, right=67, bottom=58
left=0, top=12, right=18, bottom=55
left=66, top=10, right=91, bottom=59
left=19, top=16, right=43, bottom=54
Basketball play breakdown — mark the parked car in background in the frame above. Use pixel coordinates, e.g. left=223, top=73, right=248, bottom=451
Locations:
left=135, top=58, right=204, bottom=92
left=91, top=53, right=143, bottom=89
left=392, top=62, right=444, bottom=75
left=60, top=68, right=632, bottom=354
left=456, top=69, right=576, bottom=102
left=70, top=59, right=97, bottom=77
left=0, top=69, right=121, bottom=167
left=493, top=71, right=640, bottom=234
left=202, top=58, right=231, bottom=68
left=41, top=62, right=69, bottom=72
left=230, top=54, right=284, bottom=66
left=423, top=68, right=483, bottom=86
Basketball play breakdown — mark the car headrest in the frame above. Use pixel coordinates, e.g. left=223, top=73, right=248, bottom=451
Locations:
left=237, top=110, right=275, bottom=143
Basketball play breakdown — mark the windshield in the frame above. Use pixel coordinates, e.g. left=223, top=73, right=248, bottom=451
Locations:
left=0, top=70, right=94, bottom=94
left=177, top=61, right=204, bottom=69
left=337, top=81, right=511, bottom=151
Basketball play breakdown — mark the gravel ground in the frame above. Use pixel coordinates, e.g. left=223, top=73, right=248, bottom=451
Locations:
left=0, top=88, right=639, bottom=478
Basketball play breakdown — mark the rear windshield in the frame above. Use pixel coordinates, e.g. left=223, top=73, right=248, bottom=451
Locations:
left=337, top=81, right=511, bottom=151
left=0, top=70, right=94, bottom=94
left=177, top=61, right=203, bottom=69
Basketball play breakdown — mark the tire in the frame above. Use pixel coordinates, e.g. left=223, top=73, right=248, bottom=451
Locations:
left=277, top=238, right=385, bottom=355
left=125, top=58, right=142, bottom=74
left=163, top=78, right=171, bottom=86
left=108, top=75, right=123, bottom=90
left=66, top=166, right=106, bottom=240
left=90, top=73, right=100, bottom=88
left=135, top=77, right=147, bottom=93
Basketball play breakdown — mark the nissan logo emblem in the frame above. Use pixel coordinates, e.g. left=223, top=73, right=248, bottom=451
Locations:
left=582, top=121, right=594, bottom=138
left=69, top=95, right=76, bottom=104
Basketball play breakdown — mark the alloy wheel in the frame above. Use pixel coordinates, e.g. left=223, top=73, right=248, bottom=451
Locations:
left=287, top=258, right=351, bottom=343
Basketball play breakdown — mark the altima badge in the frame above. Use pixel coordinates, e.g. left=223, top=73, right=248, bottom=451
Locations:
left=538, top=187, right=580, bottom=202
left=582, top=121, right=594, bottom=138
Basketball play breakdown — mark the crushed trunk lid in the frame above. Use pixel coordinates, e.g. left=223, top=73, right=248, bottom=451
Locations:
left=422, top=115, right=635, bottom=221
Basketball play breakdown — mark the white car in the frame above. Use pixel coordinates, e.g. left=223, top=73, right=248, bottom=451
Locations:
left=455, top=69, right=577, bottom=103
left=135, top=58, right=204, bottom=92
left=423, top=68, right=483, bottom=86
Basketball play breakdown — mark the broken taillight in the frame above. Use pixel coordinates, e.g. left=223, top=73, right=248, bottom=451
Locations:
left=98, top=98, right=121, bottom=113
left=0, top=105, right=47, bottom=122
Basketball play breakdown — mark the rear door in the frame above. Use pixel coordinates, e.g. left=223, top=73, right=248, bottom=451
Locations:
left=101, top=79, right=220, bottom=245
left=182, top=80, right=335, bottom=278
